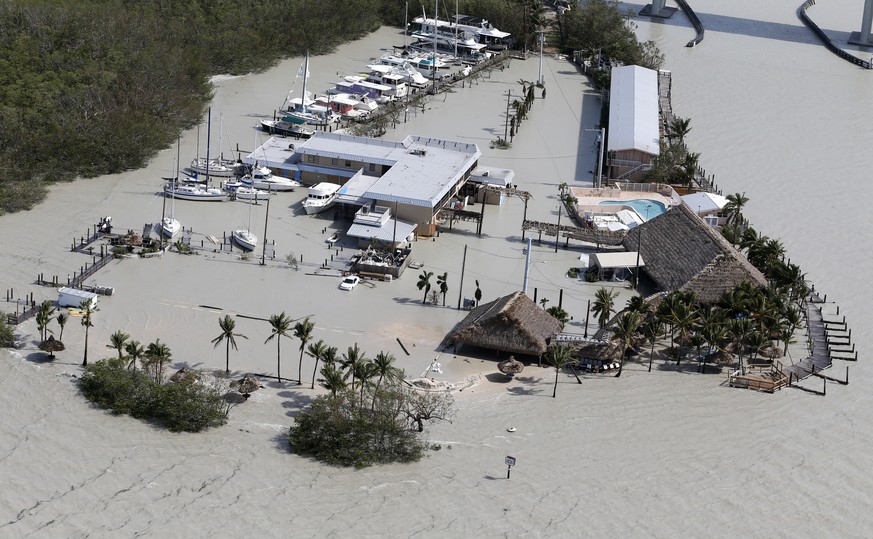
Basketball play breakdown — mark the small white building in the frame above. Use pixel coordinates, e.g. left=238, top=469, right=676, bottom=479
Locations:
left=57, top=287, right=98, bottom=309
left=681, top=192, right=729, bottom=226
left=607, top=65, right=660, bottom=182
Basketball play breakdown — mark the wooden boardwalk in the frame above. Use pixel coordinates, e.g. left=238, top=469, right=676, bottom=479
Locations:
left=783, top=291, right=837, bottom=383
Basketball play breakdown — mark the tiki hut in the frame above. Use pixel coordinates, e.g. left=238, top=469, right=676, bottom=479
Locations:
left=443, top=291, right=563, bottom=358
left=170, top=367, right=201, bottom=384
left=621, top=203, right=767, bottom=303
left=38, top=335, right=65, bottom=359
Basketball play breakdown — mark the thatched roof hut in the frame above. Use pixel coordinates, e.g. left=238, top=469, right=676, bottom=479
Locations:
left=621, top=203, right=767, bottom=303
left=443, top=291, right=563, bottom=357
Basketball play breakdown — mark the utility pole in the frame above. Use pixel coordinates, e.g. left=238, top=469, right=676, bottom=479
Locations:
left=537, top=30, right=545, bottom=85
left=260, top=194, right=271, bottom=266
left=457, top=244, right=468, bottom=309
left=504, top=90, right=512, bottom=141
left=554, top=204, right=561, bottom=253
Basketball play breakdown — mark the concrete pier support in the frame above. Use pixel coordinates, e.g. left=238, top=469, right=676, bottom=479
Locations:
left=640, top=0, right=678, bottom=19
left=849, top=0, right=873, bottom=46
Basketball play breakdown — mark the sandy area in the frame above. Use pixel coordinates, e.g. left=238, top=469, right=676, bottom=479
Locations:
left=1, top=24, right=870, bottom=537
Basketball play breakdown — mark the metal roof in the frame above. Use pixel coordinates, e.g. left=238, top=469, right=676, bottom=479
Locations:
left=591, top=251, right=645, bottom=269
left=607, top=65, right=660, bottom=155
left=346, top=218, right=417, bottom=243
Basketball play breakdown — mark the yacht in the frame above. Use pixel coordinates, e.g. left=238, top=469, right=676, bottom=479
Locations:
left=223, top=181, right=275, bottom=201
left=240, top=165, right=301, bottom=192
left=303, top=183, right=341, bottom=215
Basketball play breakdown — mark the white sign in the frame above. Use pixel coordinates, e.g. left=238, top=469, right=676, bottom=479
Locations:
left=505, top=456, right=516, bottom=467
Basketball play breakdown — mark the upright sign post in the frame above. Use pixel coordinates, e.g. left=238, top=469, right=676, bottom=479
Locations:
left=505, top=456, right=516, bottom=479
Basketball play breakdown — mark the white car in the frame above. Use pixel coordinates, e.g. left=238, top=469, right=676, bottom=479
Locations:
left=339, top=275, right=360, bottom=291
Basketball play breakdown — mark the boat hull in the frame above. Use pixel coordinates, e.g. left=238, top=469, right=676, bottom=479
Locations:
left=164, top=188, right=227, bottom=202
left=303, top=200, right=336, bottom=215
left=232, top=230, right=257, bottom=251
left=159, top=218, right=181, bottom=238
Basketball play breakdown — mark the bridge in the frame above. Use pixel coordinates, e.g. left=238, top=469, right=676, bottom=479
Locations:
left=639, top=1, right=873, bottom=68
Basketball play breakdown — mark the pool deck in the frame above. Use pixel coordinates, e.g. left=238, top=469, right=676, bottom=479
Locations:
left=569, top=186, right=680, bottom=223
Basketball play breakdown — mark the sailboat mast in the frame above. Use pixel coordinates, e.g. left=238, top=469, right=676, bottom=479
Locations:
left=205, top=107, right=212, bottom=187
left=172, top=138, right=180, bottom=219
left=404, top=1, right=408, bottom=49
left=454, top=0, right=458, bottom=58
left=301, top=52, right=309, bottom=114
left=433, top=0, right=438, bottom=89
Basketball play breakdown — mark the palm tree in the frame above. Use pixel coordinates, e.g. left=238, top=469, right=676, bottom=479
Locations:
left=625, top=295, right=651, bottom=315
left=671, top=301, right=700, bottom=364
left=612, top=311, right=642, bottom=377
left=371, top=351, right=401, bottom=408
left=144, top=339, right=172, bottom=384
left=318, top=363, right=347, bottom=397
left=341, top=343, right=367, bottom=405
left=80, top=300, right=98, bottom=367
left=265, top=311, right=292, bottom=383
left=436, top=272, right=449, bottom=306
left=417, top=271, right=434, bottom=304
left=211, top=315, right=247, bottom=375
left=724, top=192, right=749, bottom=227
left=109, top=330, right=130, bottom=359
left=539, top=297, right=549, bottom=309
left=355, top=360, right=376, bottom=408
left=558, top=182, right=568, bottom=196
left=668, top=116, right=692, bottom=144
left=56, top=312, right=69, bottom=341
left=293, top=316, right=315, bottom=385
left=124, top=340, right=144, bottom=370
left=546, top=344, right=575, bottom=398
left=592, top=288, right=618, bottom=329
left=306, top=339, right=328, bottom=390
left=474, top=280, right=482, bottom=306
left=728, top=318, right=754, bottom=371
left=36, top=300, right=53, bottom=342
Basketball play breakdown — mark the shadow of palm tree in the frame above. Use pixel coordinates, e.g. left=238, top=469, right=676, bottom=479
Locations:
left=278, top=391, right=314, bottom=416
left=506, top=385, right=545, bottom=396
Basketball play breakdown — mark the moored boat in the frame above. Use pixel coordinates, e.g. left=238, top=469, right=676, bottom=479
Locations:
left=164, top=181, right=227, bottom=202
left=231, top=228, right=258, bottom=251
left=303, top=182, right=341, bottom=215
left=259, top=119, right=314, bottom=138
left=240, top=165, right=301, bottom=191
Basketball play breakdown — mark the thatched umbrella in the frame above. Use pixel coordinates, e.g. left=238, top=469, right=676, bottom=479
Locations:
left=498, top=356, right=524, bottom=376
left=170, top=367, right=201, bottom=384
left=233, top=375, right=262, bottom=399
left=38, top=335, right=65, bottom=359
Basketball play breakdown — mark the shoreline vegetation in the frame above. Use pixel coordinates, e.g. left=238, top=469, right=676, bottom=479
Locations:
left=0, top=0, right=659, bottom=214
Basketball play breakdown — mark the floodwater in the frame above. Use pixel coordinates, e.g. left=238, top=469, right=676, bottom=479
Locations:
left=2, top=3, right=873, bottom=535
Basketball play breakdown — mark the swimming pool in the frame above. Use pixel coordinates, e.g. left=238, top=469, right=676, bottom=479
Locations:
left=598, top=199, right=668, bottom=220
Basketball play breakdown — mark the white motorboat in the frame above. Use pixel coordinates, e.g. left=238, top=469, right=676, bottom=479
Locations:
left=303, top=182, right=341, bottom=215
left=240, top=165, right=301, bottom=191
left=229, top=184, right=275, bottom=201
left=164, top=182, right=227, bottom=202
left=367, top=63, right=428, bottom=88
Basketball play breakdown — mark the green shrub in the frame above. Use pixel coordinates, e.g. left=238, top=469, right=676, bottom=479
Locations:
left=79, top=358, right=228, bottom=432
left=0, top=316, right=15, bottom=347
left=289, top=383, right=454, bottom=468
left=567, top=267, right=580, bottom=278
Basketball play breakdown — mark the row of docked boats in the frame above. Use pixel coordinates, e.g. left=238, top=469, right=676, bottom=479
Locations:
left=258, top=14, right=510, bottom=130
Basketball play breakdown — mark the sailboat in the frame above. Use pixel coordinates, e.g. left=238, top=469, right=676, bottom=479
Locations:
left=280, top=52, right=335, bottom=126
left=159, top=139, right=183, bottom=238
left=189, top=108, right=236, bottom=179
left=232, top=196, right=258, bottom=251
